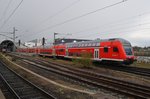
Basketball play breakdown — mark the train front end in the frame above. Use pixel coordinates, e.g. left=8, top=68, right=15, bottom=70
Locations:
left=121, top=39, right=135, bottom=65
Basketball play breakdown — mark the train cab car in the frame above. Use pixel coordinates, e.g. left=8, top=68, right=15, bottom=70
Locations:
left=120, top=39, right=135, bottom=64
left=65, top=38, right=135, bottom=65
left=100, top=38, right=134, bottom=64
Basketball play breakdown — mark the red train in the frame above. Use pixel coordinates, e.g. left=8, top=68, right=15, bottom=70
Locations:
left=17, top=38, right=135, bottom=65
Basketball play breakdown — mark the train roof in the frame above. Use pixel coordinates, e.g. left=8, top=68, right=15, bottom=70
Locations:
left=108, top=38, right=131, bottom=44
left=66, top=38, right=130, bottom=45
left=65, top=38, right=131, bottom=48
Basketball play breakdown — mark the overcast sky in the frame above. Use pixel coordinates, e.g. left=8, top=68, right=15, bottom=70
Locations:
left=0, top=0, right=150, bottom=47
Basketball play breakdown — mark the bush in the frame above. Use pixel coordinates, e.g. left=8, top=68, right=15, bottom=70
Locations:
left=72, top=55, right=80, bottom=65
left=72, top=52, right=93, bottom=68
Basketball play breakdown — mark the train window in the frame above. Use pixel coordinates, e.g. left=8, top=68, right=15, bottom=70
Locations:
left=75, top=44, right=77, bottom=47
left=71, top=45, right=73, bottom=48
left=78, top=44, right=80, bottom=47
left=113, top=47, right=119, bottom=52
left=59, top=49, right=64, bottom=52
left=88, top=43, right=92, bottom=46
left=92, top=43, right=96, bottom=46
left=79, top=44, right=82, bottom=47
left=84, top=44, right=86, bottom=47
left=82, top=44, right=84, bottom=47
left=76, top=44, right=79, bottom=47
left=104, top=47, right=108, bottom=53
left=76, top=44, right=78, bottom=47
left=87, top=43, right=89, bottom=46
left=96, top=43, right=100, bottom=46
left=85, top=43, right=88, bottom=46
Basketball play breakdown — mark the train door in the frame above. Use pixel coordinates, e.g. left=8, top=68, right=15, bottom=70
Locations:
left=66, top=49, right=68, bottom=56
left=94, top=49, right=99, bottom=60
left=52, top=48, right=55, bottom=56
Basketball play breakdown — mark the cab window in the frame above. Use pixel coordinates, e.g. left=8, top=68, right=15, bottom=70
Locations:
left=124, top=47, right=132, bottom=55
left=104, top=47, right=108, bottom=53
left=113, top=47, right=119, bottom=52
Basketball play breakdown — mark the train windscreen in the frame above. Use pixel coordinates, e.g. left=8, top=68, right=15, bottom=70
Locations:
left=124, top=47, right=133, bottom=55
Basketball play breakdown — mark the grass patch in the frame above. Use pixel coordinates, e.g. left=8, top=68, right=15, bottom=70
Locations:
left=131, top=62, right=150, bottom=69
left=72, top=52, right=93, bottom=68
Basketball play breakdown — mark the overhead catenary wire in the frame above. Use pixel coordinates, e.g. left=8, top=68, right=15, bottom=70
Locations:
left=0, top=0, right=24, bottom=31
left=77, top=28, right=150, bottom=40
left=19, top=24, right=150, bottom=43
left=23, top=0, right=128, bottom=39
left=0, top=34, right=13, bottom=39
left=32, top=10, right=150, bottom=40
left=92, top=28, right=150, bottom=38
left=75, top=22, right=150, bottom=38
left=24, top=12, right=150, bottom=43
left=38, top=0, right=128, bottom=33
left=0, top=31, right=12, bottom=34
left=72, top=11, right=150, bottom=35
left=0, top=0, right=13, bottom=24
left=78, top=29, right=148, bottom=39
left=5, top=10, right=150, bottom=41
left=30, top=10, right=146, bottom=41
left=54, top=11, right=150, bottom=38
left=27, top=0, right=81, bottom=31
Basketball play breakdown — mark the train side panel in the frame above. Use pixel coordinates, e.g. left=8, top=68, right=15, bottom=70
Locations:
left=67, top=47, right=94, bottom=58
left=100, top=41, right=126, bottom=62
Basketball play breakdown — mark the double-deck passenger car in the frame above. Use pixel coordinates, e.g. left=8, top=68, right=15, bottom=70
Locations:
left=17, top=38, right=135, bottom=65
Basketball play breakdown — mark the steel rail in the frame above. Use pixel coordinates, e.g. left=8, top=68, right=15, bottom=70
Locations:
left=0, top=61, right=56, bottom=99
left=0, top=73, right=20, bottom=99
left=7, top=53, right=150, bottom=98
left=9, top=52, right=150, bottom=77
left=23, top=59, right=150, bottom=99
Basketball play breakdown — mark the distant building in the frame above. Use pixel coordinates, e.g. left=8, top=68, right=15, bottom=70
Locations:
left=24, top=42, right=35, bottom=48
left=20, top=39, right=43, bottom=48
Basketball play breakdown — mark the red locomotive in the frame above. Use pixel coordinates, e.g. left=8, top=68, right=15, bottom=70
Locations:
left=17, top=38, right=135, bottom=65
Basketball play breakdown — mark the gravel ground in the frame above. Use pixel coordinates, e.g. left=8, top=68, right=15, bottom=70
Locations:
left=1, top=54, right=119, bottom=99
left=41, top=57, right=150, bottom=87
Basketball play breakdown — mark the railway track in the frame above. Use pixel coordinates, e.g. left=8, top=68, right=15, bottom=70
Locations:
left=10, top=52, right=150, bottom=78
left=0, top=75, right=17, bottom=99
left=97, top=64, right=150, bottom=77
left=7, top=53, right=150, bottom=99
left=0, top=61, right=56, bottom=99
